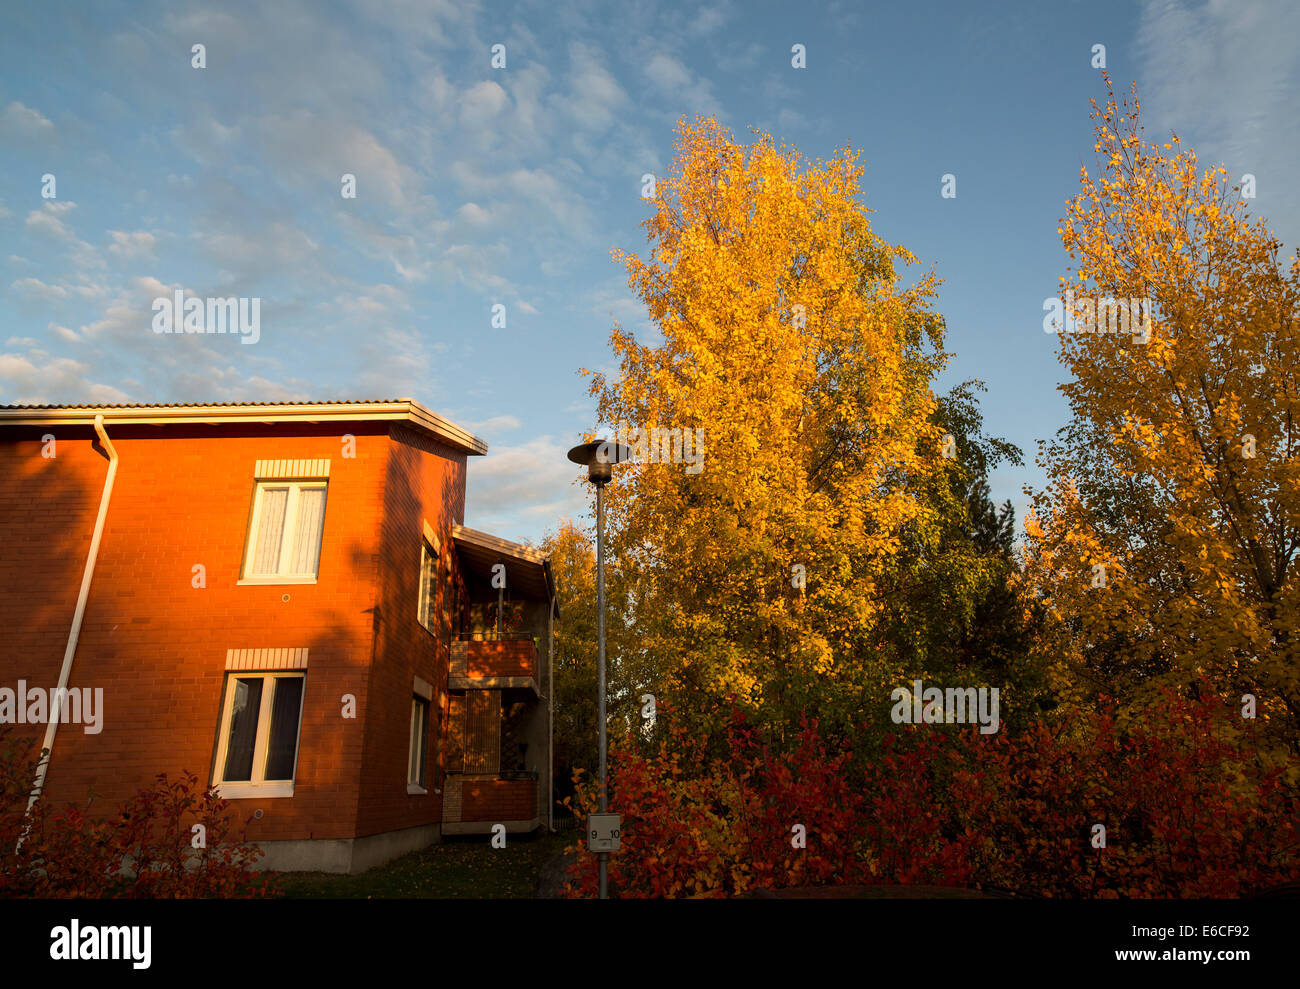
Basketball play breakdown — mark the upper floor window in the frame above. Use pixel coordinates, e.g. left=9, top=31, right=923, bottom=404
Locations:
left=417, top=540, right=438, bottom=631
left=241, top=481, right=328, bottom=583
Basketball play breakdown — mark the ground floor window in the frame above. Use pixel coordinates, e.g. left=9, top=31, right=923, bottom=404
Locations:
left=408, top=695, right=430, bottom=790
left=212, top=672, right=305, bottom=798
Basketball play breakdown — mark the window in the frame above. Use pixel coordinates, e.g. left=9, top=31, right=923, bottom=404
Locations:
left=241, top=481, right=328, bottom=583
left=444, top=560, right=459, bottom=646
left=417, top=540, right=437, bottom=631
left=408, top=696, right=430, bottom=792
left=212, top=672, right=305, bottom=798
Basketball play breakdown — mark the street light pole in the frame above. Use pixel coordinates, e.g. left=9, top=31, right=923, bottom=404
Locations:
left=595, top=479, right=607, bottom=900
left=567, top=439, right=629, bottom=901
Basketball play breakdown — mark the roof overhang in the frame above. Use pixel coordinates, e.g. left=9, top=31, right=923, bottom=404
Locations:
left=451, top=524, right=555, bottom=607
left=0, top=398, right=488, bottom=456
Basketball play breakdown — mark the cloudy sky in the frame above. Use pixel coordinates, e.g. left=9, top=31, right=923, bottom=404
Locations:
left=2, top=0, right=1297, bottom=543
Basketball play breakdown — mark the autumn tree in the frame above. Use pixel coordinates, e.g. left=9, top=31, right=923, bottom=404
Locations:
left=542, top=521, right=599, bottom=781
left=1024, top=76, right=1300, bottom=762
left=541, top=519, right=647, bottom=788
left=874, top=381, right=1052, bottom=731
left=586, top=117, right=1027, bottom=739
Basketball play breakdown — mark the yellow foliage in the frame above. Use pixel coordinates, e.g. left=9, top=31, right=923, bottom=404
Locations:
left=585, top=117, right=950, bottom=720
left=1024, top=75, right=1300, bottom=765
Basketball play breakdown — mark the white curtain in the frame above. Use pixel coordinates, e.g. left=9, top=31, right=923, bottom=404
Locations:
left=289, top=487, right=326, bottom=575
left=252, top=487, right=289, bottom=574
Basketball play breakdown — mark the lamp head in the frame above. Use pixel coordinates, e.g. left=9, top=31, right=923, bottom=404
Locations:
left=566, top=440, right=632, bottom=487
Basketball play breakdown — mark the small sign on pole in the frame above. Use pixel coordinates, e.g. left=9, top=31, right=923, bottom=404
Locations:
left=587, top=813, right=621, bottom=853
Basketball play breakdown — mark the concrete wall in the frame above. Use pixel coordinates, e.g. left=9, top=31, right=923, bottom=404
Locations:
left=256, top=822, right=442, bottom=874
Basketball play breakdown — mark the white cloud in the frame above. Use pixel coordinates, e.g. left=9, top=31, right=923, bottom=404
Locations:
left=0, top=101, right=55, bottom=141
left=715, top=41, right=764, bottom=73
left=646, top=53, right=693, bottom=92
left=255, top=111, right=420, bottom=211
left=456, top=202, right=494, bottom=225
left=0, top=349, right=131, bottom=405
left=1137, top=0, right=1300, bottom=249
left=10, top=277, right=69, bottom=302
left=22, top=202, right=104, bottom=272
left=460, top=80, right=510, bottom=121
left=349, top=0, right=477, bottom=49
left=25, top=205, right=74, bottom=239
left=107, top=230, right=157, bottom=259
left=198, top=222, right=320, bottom=282
left=449, top=161, right=595, bottom=238
left=688, top=2, right=732, bottom=36
left=331, top=285, right=411, bottom=323
left=461, top=414, right=522, bottom=434
left=466, top=433, right=590, bottom=532
left=350, top=323, right=444, bottom=399
left=554, top=41, right=629, bottom=132
left=640, top=51, right=722, bottom=120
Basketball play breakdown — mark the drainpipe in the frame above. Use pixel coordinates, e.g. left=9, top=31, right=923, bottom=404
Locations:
left=548, top=594, right=556, bottom=832
left=26, top=414, right=118, bottom=815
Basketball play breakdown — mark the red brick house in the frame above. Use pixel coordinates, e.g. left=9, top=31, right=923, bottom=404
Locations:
left=0, top=399, right=556, bottom=873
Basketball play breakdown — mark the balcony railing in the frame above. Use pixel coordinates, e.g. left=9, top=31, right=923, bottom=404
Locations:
left=449, top=636, right=538, bottom=690
left=442, top=775, right=539, bottom=827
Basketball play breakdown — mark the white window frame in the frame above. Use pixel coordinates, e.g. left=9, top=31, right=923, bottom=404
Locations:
left=408, top=695, right=430, bottom=794
left=239, top=480, right=329, bottom=585
left=212, top=671, right=306, bottom=799
left=417, top=540, right=438, bottom=632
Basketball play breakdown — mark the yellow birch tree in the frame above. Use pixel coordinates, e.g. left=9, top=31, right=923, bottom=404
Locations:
left=584, top=117, right=955, bottom=732
left=1025, top=77, right=1300, bottom=761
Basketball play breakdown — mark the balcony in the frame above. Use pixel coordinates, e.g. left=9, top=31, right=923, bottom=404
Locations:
left=449, top=634, right=538, bottom=693
left=441, top=772, right=540, bottom=833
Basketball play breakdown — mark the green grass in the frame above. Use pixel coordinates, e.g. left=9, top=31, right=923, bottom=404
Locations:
left=274, top=830, right=573, bottom=899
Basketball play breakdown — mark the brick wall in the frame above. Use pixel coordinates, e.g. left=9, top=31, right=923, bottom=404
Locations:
left=0, top=421, right=411, bottom=842
left=465, top=639, right=536, bottom=678
left=459, top=777, right=537, bottom=822
left=353, top=423, right=468, bottom=837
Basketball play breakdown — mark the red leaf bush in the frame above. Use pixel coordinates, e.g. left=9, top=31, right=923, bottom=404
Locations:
left=561, top=689, right=1300, bottom=898
left=1, top=730, right=278, bottom=898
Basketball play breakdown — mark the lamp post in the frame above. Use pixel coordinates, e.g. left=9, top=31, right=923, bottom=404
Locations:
left=566, top=438, right=630, bottom=900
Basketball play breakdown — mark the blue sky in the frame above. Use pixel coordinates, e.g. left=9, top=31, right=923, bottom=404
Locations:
left=2, top=0, right=1297, bottom=544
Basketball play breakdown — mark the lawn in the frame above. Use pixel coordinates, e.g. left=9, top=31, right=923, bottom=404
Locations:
left=272, top=831, right=1023, bottom=899
left=275, top=830, right=574, bottom=899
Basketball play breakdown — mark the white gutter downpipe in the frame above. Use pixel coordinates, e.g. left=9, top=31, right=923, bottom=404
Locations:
left=25, top=414, right=118, bottom=815
left=548, top=594, right=556, bottom=832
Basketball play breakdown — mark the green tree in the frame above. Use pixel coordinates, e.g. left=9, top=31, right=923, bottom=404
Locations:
left=585, top=117, right=1035, bottom=744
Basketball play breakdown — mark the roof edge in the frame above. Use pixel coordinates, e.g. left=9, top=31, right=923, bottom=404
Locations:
left=451, top=524, right=549, bottom=565
left=451, top=523, right=556, bottom=606
left=0, top=399, right=489, bottom=456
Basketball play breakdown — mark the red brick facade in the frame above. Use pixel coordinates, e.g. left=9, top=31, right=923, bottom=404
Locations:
left=0, top=402, right=545, bottom=864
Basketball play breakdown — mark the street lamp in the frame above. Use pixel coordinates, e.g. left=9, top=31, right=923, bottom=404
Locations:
left=566, top=438, right=630, bottom=900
